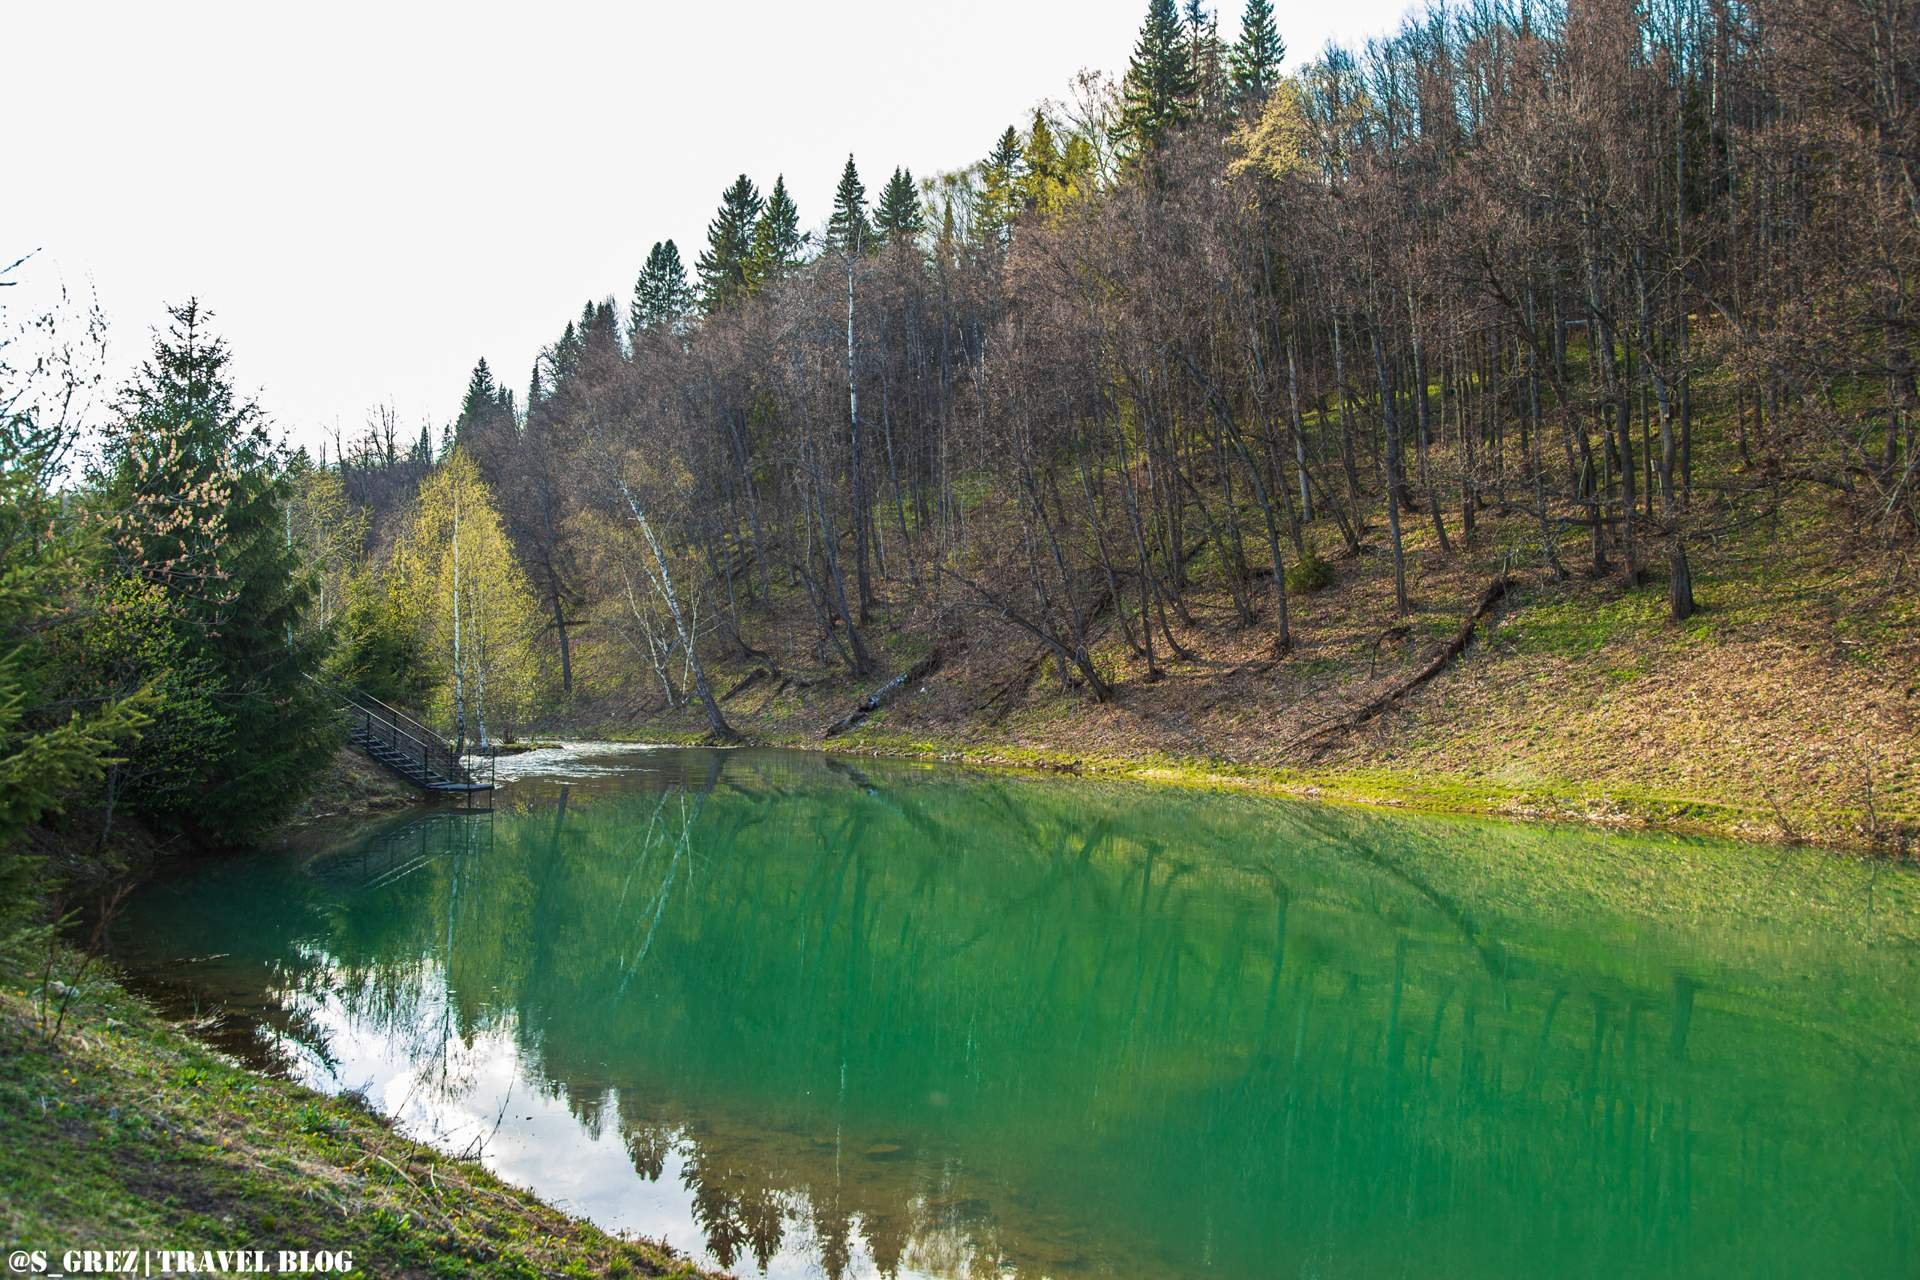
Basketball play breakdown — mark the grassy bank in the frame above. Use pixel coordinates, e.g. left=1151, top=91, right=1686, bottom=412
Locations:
left=599, top=722, right=1820, bottom=849
left=559, top=477, right=1917, bottom=855
left=0, top=954, right=715, bottom=1279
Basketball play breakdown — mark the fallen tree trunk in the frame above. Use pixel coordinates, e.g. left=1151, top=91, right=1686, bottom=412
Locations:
left=822, top=648, right=944, bottom=739
left=718, top=667, right=774, bottom=703
left=1293, top=570, right=1513, bottom=755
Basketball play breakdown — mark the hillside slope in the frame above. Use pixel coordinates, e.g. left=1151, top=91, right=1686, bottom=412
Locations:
left=564, top=479, right=1917, bottom=852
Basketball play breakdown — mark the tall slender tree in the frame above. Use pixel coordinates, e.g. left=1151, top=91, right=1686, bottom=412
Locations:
left=630, top=240, right=694, bottom=337
left=1120, top=0, right=1198, bottom=152
left=697, top=175, right=764, bottom=313
left=874, top=167, right=925, bottom=244
left=94, top=300, right=334, bottom=842
left=1229, top=0, right=1285, bottom=106
left=826, top=155, right=872, bottom=256
left=979, top=127, right=1025, bottom=248
left=749, top=175, right=806, bottom=283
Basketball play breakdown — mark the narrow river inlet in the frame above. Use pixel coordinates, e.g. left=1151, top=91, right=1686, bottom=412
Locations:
left=114, top=747, right=1920, bottom=1279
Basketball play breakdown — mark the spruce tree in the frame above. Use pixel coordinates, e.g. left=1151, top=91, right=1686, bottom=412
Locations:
left=582, top=298, right=621, bottom=362
left=630, top=240, right=694, bottom=337
left=1120, top=0, right=1197, bottom=152
left=1229, top=0, right=1285, bottom=107
left=825, top=155, right=872, bottom=257
left=95, top=300, right=334, bottom=843
left=1021, top=111, right=1062, bottom=212
left=1186, top=0, right=1230, bottom=124
left=697, top=175, right=764, bottom=312
left=749, top=176, right=805, bottom=284
left=978, top=127, right=1024, bottom=249
left=549, top=320, right=581, bottom=387
left=455, top=358, right=502, bottom=445
left=874, top=167, right=925, bottom=244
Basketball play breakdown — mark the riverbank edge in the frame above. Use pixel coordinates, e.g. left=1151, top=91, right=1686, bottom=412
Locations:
left=0, top=949, right=719, bottom=1279
left=582, top=720, right=1908, bottom=854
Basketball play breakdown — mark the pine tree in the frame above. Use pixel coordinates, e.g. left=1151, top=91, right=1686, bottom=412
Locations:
left=1229, top=0, right=1285, bottom=107
left=874, top=167, right=925, bottom=244
left=1120, top=0, right=1198, bottom=153
left=749, top=176, right=805, bottom=283
left=825, top=155, right=872, bottom=257
left=697, top=175, right=764, bottom=313
left=630, top=240, right=694, bottom=338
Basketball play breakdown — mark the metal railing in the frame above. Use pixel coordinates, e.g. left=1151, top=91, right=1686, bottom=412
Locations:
left=313, top=676, right=493, bottom=799
left=342, top=688, right=472, bottom=786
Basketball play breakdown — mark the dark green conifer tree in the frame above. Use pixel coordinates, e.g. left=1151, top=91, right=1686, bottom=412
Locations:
left=549, top=320, right=581, bottom=387
left=455, top=358, right=502, bottom=445
left=630, top=240, right=694, bottom=337
left=1186, top=0, right=1230, bottom=123
left=1229, top=0, right=1285, bottom=106
left=582, top=299, right=621, bottom=362
left=874, top=167, right=925, bottom=244
left=978, top=127, right=1024, bottom=249
left=93, top=300, right=334, bottom=843
left=750, top=176, right=806, bottom=283
left=697, top=175, right=764, bottom=312
left=1120, top=0, right=1198, bottom=152
left=825, top=155, right=872, bottom=257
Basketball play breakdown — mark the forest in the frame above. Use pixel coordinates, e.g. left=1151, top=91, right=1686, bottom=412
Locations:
left=4, top=0, right=1918, bottom=888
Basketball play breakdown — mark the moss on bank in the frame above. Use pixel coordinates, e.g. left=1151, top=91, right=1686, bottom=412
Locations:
left=580, top=716, right=1903, bottom=853
left=0, top=957, right=715, bottom=1279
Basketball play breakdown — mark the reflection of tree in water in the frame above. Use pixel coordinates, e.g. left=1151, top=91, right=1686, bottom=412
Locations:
left=119, top=749, right=1920, bottom=1280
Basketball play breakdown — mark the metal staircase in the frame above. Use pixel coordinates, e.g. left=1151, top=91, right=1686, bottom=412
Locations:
left=324, top=681, right=495, bottom=807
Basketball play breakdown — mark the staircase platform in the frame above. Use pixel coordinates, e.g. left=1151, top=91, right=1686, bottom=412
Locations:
left=340, top=700, right=495, bottom=805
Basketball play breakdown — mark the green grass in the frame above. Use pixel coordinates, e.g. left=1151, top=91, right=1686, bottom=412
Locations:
left=805, top=728, right=1816, bottom=846
left=0, top=955, right=714, bottom=1279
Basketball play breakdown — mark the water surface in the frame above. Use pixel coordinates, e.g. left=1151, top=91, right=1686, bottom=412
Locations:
left=116, top=746, right=1920, bottom=1279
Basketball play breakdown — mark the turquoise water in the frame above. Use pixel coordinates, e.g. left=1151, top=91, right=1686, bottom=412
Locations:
left=116, top=746, right=1920, bottom=1278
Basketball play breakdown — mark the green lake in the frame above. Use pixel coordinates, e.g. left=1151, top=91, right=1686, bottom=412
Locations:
left=114, top=745, right=1920, bottom=1279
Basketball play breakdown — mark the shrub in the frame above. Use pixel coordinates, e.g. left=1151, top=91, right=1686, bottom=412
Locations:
left=1286, top=552, right=1334, bottom=594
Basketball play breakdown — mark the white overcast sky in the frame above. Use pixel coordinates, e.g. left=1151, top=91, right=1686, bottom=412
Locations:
left=7, top=0, right=1414, bottom=454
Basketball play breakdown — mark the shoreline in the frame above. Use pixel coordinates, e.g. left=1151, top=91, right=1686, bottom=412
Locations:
left=565, top=721, right=1902, bottom=855
left=0, top=953, right=718, bottom=1279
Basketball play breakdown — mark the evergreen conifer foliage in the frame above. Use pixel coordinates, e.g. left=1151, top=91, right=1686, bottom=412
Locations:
left=874, top=167, right=925, bottom=244
left=1120, top=0, right=1198, bottom=152
left=631, top=240, right=695, bottom=338
left=1229, top=0, right=1285, bottom=106
left=979, top=128, right=1024, bottom=248
left=95, top=300, right=334, bottom=843
left=454, top=357, right=515, bottom=450
left=826, top=155, right=872, bottom=257
left=697, top=175, right=764, bottom=313
left=750, top=177, right=806, bottom=283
